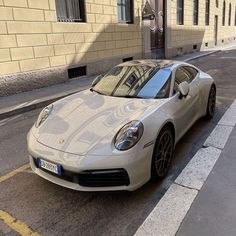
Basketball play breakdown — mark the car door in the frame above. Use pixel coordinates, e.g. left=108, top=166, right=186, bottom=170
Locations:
left=171, top=66, right=200, bottom=141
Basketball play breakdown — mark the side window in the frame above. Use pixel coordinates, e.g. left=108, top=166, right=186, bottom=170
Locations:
left=175, top=67, right=190, bottom=84
left=173, top=67, right=190, bottom=95
left=183, top=66, right=198, bottom=82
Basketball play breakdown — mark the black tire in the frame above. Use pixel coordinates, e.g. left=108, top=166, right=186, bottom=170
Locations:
left=205, top=84, right=216, bottom=119
left=151, top=126, right=174, bottom=180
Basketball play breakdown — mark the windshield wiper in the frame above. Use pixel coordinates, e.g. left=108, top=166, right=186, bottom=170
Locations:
left=90, top=88, right=103, bottom=95
left=90, top=88, right=110, bottom=96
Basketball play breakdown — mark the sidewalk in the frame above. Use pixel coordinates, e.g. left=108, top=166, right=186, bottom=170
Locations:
left=0, top=76, right=94, bottom=120
left=176, top=125, right=236, bottom=236
left=174, top=41, right=236, bottom=61
left=135, top=99, right=236, bottom=236
left=1, top=42, right=236, bottom=120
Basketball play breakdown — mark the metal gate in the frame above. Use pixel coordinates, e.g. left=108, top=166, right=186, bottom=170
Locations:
left=149, top=0, right=164, bottom=58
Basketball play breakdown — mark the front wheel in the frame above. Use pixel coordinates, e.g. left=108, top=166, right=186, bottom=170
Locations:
left=151, top=126, right=174, bottom=180
left=205, top=85, right=216, bottom=119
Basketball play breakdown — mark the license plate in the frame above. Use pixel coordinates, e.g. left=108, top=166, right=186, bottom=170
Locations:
left=38, top=158, right=62, bottom=175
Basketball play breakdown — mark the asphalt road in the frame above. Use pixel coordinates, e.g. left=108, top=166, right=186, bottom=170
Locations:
left=1, top=48, right=236, bottom=236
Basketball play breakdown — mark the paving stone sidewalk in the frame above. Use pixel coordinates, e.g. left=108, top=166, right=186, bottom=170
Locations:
left=176, top=124, right=236, bottom=236
left=0, top=76, right=94, bottom=119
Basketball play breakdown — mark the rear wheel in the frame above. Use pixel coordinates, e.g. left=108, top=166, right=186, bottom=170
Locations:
left=151, top=126, right=174, bottom=180
left=205, top=85, right=216, bottom=119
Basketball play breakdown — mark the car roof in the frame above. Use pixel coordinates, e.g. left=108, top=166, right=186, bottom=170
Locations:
left=118, top=59, right=184, bottom=70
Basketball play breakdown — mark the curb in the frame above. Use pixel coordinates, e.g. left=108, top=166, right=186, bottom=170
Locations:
left=184, top=50, right=221, bottom=62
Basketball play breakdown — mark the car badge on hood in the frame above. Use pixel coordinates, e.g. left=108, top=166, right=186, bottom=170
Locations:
left=59, top=138, right=65, bottom=144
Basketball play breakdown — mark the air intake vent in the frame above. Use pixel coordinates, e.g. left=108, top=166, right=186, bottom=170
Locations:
left=123, top=57, right=133, bottom=62
left=68, top=66, right=87, bottom=79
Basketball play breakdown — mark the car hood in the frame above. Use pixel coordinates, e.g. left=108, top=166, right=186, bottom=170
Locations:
left=37, top=90, right=165, bottom=155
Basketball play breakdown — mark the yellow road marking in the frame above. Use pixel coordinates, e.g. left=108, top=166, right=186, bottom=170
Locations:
left=0, top=164, right=30, bottom=183
left=0, top=210, right=41, bottom=236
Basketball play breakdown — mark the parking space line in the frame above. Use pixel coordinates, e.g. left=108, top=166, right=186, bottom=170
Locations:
left=0, top=210, right=40, bottom=236
left=0, top=164, right=30, bottom=183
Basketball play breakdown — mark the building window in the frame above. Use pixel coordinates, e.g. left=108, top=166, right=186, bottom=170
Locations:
left=117, top=0, right=134, bottom=23
left=222, top=1, right=226, bottom=25
left=229, top=3, right=232, bottom=25
left=235, top=7, right=236, bottom=25
left=216, top=0, right=219, bottom=8
left=193, top=0, right=199, bottom=25
left=177, top=0, right=184, bottom=25
left=55, top=0, right=86, bottom=22
left=205, top=0, right=210, bottom=25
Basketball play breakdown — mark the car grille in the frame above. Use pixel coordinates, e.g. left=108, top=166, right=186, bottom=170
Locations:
left=33, top=158, right=130, bottom=187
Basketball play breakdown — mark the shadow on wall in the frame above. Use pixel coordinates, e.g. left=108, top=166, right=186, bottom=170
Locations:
left=0, top=13, right=144, bottom=97
left=66, top=16, right=143, bottom=78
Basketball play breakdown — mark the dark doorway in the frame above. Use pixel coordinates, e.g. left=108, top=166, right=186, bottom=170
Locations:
left=214, top=15, right=218, bottom=46
left=149, top=0, right=165, bottom=58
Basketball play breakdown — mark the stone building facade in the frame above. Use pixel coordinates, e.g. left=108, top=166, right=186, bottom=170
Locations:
left=165, top=0, right=236, bottom=57
left=0, top=0, right=236, bottom=95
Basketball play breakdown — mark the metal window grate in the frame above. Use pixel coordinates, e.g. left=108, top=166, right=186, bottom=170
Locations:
left=68, top=66, right=87, bottom=79
left=55, top=0, right=86, bottom=22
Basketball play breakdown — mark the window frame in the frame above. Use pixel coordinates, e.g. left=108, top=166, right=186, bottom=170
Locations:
left=177, top=0, right=184, bottom=25
left=205, top=0, right=210, bottom=25
left=193, top=0, right=199, bottom=25
left=117, top=0, right=134, bottom=24
left=55, top=0, right=86, bottom=23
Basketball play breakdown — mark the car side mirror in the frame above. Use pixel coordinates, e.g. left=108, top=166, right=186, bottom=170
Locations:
left=91, top=74, right=103, bottom=87
left=178, top=81, right=189, bottom=99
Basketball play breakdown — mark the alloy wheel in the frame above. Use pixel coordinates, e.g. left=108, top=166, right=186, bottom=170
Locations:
left=155, top=129, right=174, bottom=178
left=208, top=86, right=216, bottom=117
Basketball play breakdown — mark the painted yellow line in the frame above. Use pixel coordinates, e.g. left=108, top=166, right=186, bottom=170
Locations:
left=0, top=210, right=41, bottom=236
left=0, top=164, right=30, bottom=183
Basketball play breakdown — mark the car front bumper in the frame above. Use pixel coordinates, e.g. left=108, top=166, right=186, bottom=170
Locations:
left=28, top=131, right=154, bottom=191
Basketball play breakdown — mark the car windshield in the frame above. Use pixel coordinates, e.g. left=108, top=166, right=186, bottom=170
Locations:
left=92, top=65, right=172, bottom=99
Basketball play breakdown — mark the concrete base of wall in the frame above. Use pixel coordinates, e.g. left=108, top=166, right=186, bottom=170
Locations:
left=165, top=37, right=236, bottom=59
left=0, top=52, right=142, bottom=97
left=0, top=67, right=68, bottom=97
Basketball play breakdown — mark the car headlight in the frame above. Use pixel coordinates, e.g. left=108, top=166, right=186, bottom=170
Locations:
left=35, top=104, right=53, bottom=128
left=114, top=120, right=144, bottom=151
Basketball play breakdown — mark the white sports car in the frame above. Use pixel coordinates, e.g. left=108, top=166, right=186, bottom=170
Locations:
left=27, top=60, right=216, bottom=191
